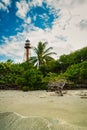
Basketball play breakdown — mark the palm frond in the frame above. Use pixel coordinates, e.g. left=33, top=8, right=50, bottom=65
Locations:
left=30, top=41, right=56, bottom=68
left=43, top=52, right=57, bottom=58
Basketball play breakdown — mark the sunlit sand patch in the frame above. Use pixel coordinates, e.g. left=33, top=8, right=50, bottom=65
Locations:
left=0, top=90, right=87, bottom=129
left=40, top=92, right=59, bottom=98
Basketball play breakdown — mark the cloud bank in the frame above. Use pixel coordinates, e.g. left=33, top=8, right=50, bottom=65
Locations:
left=0, top=0, right=87, bottom=62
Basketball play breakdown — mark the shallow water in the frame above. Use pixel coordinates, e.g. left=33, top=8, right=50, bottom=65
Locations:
left=0, top=112, right=87, bottom=130
left=0, top=90, right=87, bottom=130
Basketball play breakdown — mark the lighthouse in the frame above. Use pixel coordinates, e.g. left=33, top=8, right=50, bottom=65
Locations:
left=24, top=39, right=31, bottom=61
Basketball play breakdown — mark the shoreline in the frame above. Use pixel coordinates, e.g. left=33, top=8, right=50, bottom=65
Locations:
left=0, top=90, right=87, bottom=129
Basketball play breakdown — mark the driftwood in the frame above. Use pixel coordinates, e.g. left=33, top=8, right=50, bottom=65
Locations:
left=48, top=81, right=65, bottom=96
left=80, top=96, right=87, bottom=99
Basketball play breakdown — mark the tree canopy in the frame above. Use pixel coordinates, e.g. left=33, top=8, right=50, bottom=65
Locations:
left=30, top=41, right=56, bottom=68
left=0, top=46, right=87, bottom=90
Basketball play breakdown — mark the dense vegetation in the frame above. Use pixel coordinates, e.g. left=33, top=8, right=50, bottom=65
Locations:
left=0, top=45, right=87, bottom=91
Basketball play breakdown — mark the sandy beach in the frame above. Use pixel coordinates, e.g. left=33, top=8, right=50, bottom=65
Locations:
left=0, top=90, right=87, bottom=130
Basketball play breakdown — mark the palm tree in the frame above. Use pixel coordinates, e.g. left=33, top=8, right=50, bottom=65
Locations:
left=30, top=41, right=56, bottom=68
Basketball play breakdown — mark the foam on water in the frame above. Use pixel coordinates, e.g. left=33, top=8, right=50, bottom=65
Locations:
left=0, top=112, right=87, bottom=130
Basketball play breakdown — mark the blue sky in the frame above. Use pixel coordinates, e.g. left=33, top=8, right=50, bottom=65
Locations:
left=0, top=0, right=87, bottom=63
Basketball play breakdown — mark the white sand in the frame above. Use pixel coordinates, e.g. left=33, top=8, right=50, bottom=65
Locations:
left=0, top=90, right=87, bottom=129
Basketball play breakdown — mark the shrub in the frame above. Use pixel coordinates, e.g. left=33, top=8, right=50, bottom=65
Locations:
left=22, top=86, right=29, bottom=91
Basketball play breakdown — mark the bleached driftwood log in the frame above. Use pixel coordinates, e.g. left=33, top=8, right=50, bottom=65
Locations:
left=48, top=80, right=65, bottom=96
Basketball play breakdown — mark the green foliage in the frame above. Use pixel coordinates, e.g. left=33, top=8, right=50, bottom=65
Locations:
left=43, top=72, right=66, bottom=84
left=58, top=47, right=87, bottom=72
left=0, top=46, right=87, bottom=90
left=30, top=41, right=56, bottom=68
left=16, top=64, right=44, bottom=90
left=40, top=60, right=61, bottom=75
left=0, top=61, right=23, bottom=89
left=64, top=61, right=87, bottom=83
left=22, top=86, right=29, bottom=91
left=0, top=60, right=44, bottom=90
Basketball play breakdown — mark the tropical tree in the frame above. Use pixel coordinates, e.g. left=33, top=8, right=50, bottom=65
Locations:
left=30, top=41, right=56, bottom=68
left=64, top=61, right=87, bottom=83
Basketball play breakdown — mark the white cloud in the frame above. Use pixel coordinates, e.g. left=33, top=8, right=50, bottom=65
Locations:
left=16, top=0, right=31, bottom=24
left=24, top=17, right=31, bottom=24
left=0, top=0, right=87, bottom=62
left=0, top=35, right=25, bottom=63
left=33, top=15, right=37, bottom=21
left=24, top=0, right=87, bottom=57
left=39, top=13, right=49, bottom=21
left=29, top=0, right=43, bottom=7
left=0, top=2, right=7, bottom=10
left=16, top=0, right=29, bottom=19
left=1, top=0, right=11, bottom=6
left=0, top=0, right=11, bottom=12
left=78, top=19, right=87, bottom=30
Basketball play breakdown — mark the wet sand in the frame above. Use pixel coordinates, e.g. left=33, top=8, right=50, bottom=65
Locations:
left=0, top=90, right=87, bottom=130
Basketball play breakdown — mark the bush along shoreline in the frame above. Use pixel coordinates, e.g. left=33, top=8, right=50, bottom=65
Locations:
left=0, top=47, right=87, bottom=91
